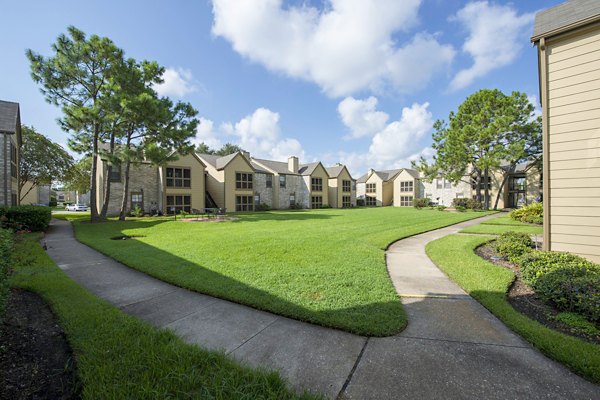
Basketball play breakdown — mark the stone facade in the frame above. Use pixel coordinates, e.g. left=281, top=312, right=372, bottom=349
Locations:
left=0, top=134, right=19, bottom=206
left=254, top=172, right=274, bottom=208
left=420, top=178, right=472, bottom=207
left=277, top=174, right=309, bottom=209
left=99, top=161, right=160, bottom=216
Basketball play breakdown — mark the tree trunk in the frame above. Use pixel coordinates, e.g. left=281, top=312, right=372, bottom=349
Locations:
left=90, top=123, right=101, bottom=222
left=100, top=133, right=115, bottom=218
left=19, top=181, right=36, bottom=203
left=475, top=169, right=482, bottom=203
left=484, top=167, right=490, bottom=210
left=118, top=133, right=133, bottom=221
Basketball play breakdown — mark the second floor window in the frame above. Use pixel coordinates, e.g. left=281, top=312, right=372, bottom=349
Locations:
left=236, top=172, right=253, bottom=189
left=400, top=181, right=413, bottom=192
left=280, top=175, right=286, bottom=188
left=366, top=183, right=376, bottom=193
left=311, top=177, right=323, bottom=192
left=109, top=163, right=121, bottom=182
left=166, top=167, right=191, bottom=188
left=342, top=180, right=351, bottom=192
left=266, top=174, right=273, bottom=188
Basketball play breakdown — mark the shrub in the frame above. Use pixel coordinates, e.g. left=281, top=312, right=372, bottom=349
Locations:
left=356, top=198, right=365, bottom=207
left=413, top=198, right=430, bottom=209
left=49, top=196, right=57, bottom=207
left=452, top=198, right=482, bottom=210
left=0, top=205, right=52, bottom=231
left=534, top=268, right=600, bottom=322
left=130, top=205, right=143, bottom=217
left=494, top=231, right=534, bottom=262
left=456, top=205, right=466, bottom=212
left=0, top=228, right=12, bottom=323
left=437, top=205, right=447, bottom=212
left=256, top=203, right=271, bottom=211
left=518, top=251, right=600, bottom=285
left=510, top=202, right=543, bottom=225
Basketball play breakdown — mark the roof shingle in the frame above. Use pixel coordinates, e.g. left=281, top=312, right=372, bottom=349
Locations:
left=532, top=0, right=600, bottom=41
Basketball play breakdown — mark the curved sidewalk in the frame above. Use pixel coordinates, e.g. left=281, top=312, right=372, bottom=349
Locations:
left=44, top=217, right=598, bottom=399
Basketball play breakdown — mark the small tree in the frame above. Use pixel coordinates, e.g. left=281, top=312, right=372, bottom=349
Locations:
left=64, top=157, right=92, bottom=195
left=414, top=89, right=541, bottom=210
left=19, top=125, right=74, bottom=202
left=215, top=143, right=243, bottom=156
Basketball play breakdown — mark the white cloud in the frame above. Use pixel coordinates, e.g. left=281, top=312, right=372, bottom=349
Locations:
left=449, top=1, right=534, bottom=91
left=195, top=108, right=305, bottom=161
left=154, top=67, right=197, bottom=97
left=211, top=0, right=454, bottom=97
left=527, top=94, right=542, bottom=118
left=338, top=96, right=388, bottom=139
left=335, top=97, right=434, bottom=173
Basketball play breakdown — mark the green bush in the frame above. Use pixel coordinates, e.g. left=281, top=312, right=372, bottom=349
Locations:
left=456, top=205, right=466, bottom=212
left=437, top=205, right=447, bottom=211
left=494, top=231, right=534, bottom=262
left=509, top=202, right=543, bottom=224
left=518, top=251, right=599, bottom=285
left=534, top=268, right=600, bottom=322
left=0, top=228, right=12, bottom=323
left=0, top=205, right=52, bottom=231
left=413, top=198, right=430, bottom=209
left=49, top=196, right=57, bottom=207
left=257, top=203, right=271, bottom=211
left=452, top=198, right=482, bottom=210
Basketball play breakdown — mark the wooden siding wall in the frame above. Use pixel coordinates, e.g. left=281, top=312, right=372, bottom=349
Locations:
left=546, top=26, right=600, bottom=262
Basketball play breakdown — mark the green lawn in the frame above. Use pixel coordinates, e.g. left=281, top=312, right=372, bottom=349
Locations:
left=62, top=207, right=493, bottom=336
left=459, top=215, right=543, bottom=235
left=426, top=234, right=600, bottom=383
left=10, top=233, right=316, bottom=399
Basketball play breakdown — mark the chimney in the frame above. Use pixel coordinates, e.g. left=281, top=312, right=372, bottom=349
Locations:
left=336, top=162, right=343, bottom=166
left=288, top=156, right=299, bottom=173
left=368, top=168, right=374, bottom=176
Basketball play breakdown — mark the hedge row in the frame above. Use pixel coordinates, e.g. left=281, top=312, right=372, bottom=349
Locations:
left=494, top=231, right=599, bottom=323
left=452, top=198, right=483, bottom=210
left=0, top=205, right=52, bottom=232
left=0, top=228, right=13, bottom=323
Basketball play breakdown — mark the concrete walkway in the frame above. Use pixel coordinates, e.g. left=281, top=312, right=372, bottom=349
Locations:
left=44, top=217, right=599, bottom=399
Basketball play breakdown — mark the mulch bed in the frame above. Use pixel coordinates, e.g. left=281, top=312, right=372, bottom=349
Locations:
left=0, top=289, right=80, bottom=400
left=476, top=243, right=600, bottom=345
left=180, top=217, right=240, bottom=223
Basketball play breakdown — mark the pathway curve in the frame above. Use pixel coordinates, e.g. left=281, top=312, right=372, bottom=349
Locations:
left=44, top=217, right=599, bottom=399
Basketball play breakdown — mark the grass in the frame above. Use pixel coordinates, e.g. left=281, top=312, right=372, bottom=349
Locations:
left=426, top=234, right=600, bottom=383
left=59, top=207, right=494, bottom=336
left=9, top=233, right=317, bottom=399
left=459, top=215, right=543, bottom=235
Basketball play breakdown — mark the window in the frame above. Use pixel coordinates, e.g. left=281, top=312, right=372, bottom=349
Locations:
left=436, top=179, right=442, bottom=189
left=254, top=194, right=260, bottom=208
left=166, top=195, right=191, bottom=214
left=342, top=196, right=351, bottom=208
left=366, top=183, right=376, bottom=193
left=400, top=181, right=413, bottom=192
left=131, top=192, right=143, bottom=210
left=10, top=143, right=17, bottom=179
left=471, top=176, right=491, bottom=190
left=311, top=195, right=323, bottom=209
left=236, top=172, right=253, bottom=189
left=366, top=196, right=377, bottom=206
left=109, top=163, right=121, bottom=182
left=289, top=193, right=295, bottom=208
left=342, top=180, right=351, bottom=192
left=166, top=167, right=191, bottom=188
left=400, top=196, right=413, bottom=207
left=279, top=175, right=286, bottom=188
left=266, top=175, right=273, bottom=188
left=311, top=177, right=323, bottom=192
left=236, top=195, right=254, bottom=211
left=444, top=179, right=452, bottom=189
left=456, top=192, right=464, bottom=198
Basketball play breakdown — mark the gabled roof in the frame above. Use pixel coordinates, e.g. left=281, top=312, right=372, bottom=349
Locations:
left=0, top=100, right=21, bottom=139
left=299, top=161, right=330, bottom=178
left=401, top=168, right=420, bottom=179
left=357, top=173, right=369, bottom=183
left=532, top=0, right=600, bottom=41
left=325, top=165, right=344, bottom=178
left=374, top=169, right=402, bottom=182
left=252, top=157, right=296, bottom=175
left=249, top=160, right=271, bottom=174
left=197, top=152, right=244, bottom=170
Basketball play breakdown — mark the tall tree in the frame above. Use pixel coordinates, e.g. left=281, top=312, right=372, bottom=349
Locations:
left=18, top=125, right=74, bottom=202
left=414, top=89, right=542, bottom=210
left=214, top=143, right=243, bottom=156
left=196, top=142, right=214, bottom=154
left=27, top=26, right=125, bottom=222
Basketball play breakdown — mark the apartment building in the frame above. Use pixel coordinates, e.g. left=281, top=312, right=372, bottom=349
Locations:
left=0, top=100, right=20, bottom=207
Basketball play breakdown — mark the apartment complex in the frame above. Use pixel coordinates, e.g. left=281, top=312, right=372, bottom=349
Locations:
left=96, top=150, right=355, bottom=215
left=357, top=164, right=541, bottom=209
left=0, top=100, right=20, bottom=207
left=532, top=0, right=600, bottom=262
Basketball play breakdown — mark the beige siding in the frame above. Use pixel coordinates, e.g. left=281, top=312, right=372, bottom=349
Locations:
left=223, top=154, right=255, bottom=211
left=382, top=181, right=394, bottom=206
left=544, top=25, right=600, bottom=262
left=329, top=167, right=353, bottom=208
left=307, top=163, right=329, bottom=207
left=392, top=170, right=417, bottom=207
left=164, top=153, right=205, bottom=212
left=365, top=174, right=383, bottom=206
left=20, top=181, right=39, bottom=205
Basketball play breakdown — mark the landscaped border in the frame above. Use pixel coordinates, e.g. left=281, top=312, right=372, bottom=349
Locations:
left=426, top=234, right=600, bottom=383
left=9, top=233, right=317, bottom=399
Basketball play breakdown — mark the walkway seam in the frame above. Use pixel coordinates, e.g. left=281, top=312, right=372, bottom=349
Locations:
left=117, top=288, right=179, bottom=309
left=335, top=337, right=370, bottom=400
left=396, top=334, right=530, bottom=349
left=225, top=317, right=280, bottom=356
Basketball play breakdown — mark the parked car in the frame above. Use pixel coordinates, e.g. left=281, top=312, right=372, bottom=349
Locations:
left=65, top=204, right=88, bottom=212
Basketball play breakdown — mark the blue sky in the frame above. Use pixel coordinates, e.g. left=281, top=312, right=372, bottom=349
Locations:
left=1, top=0, right=559, bottom=176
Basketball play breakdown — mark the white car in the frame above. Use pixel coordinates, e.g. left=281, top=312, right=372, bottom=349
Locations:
left=65, top=204, right=88, bottom=212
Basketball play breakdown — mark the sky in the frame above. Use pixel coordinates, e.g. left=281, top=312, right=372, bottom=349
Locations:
left=0, top=0, right=560, bottom=177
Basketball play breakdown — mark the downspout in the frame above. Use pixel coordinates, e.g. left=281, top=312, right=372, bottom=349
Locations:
left=539, top=36, right=551, bottom=251
left=3, top=135, right=7, bottom=205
